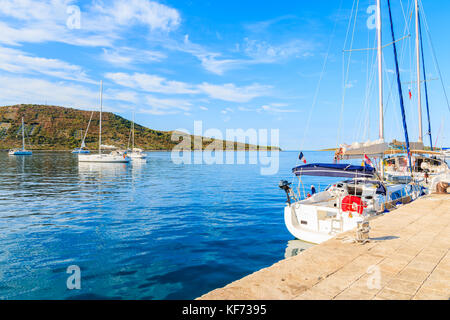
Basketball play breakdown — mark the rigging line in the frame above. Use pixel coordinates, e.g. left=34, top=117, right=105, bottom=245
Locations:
left=293, top=0, right=344, bottom=168
left=418, top=10, right=433, bottom=150
left=356, top=29, right=374, bottom=141
left=81, top=110, right=94, bottom=148
left=387, top=0, right=413, bottom=174
left=356, top=33, right=378, bottom=142
left=383, top=0, right=413, bottom=120
left=362, top=35, right=379, bottom=141
left=419, top=0, right=450, bottom=114
left=336, top=0, right=360, bottom=149
left=343, top=0, right=358, bottom=51
left=343, top=34, right=411, bottom=52
left=381, top=0, right=413, bottom=143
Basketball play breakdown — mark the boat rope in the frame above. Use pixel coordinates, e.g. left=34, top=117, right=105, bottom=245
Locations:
left=419, top=0, right=450, bottom=114
left=291, top=0, right=343, bottom=185
left=81, top=110, right=94, bottom=149
left=336, top=0, right=359, bottom=149
left=382, top=0, right=414, bottom=141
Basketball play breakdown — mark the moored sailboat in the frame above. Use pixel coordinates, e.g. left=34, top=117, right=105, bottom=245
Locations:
left=380, top=0, right=449, bottom=182
left=126, top=112, right=147, bottom=161
left=8, top=117, right=32, bottom=156
left=279, top=0, right=424, bottom=244
left=78, top=81, right=130, bottom=164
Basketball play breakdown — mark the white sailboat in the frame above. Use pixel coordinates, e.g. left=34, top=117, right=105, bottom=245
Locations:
left=9, top=117, right=32, bottom=156
left=280, top=0, right=423, bottom=244
left=78, top=81, right=131, bottom=163
left=72, top=114, right=93, bottom=154
left=127, top=112, right=147, bottom=160
left=382, top=0, right=449, bottom=181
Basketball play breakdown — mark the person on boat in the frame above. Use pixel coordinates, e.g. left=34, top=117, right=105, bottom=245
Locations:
left=311, top=185, right=317, bottom=195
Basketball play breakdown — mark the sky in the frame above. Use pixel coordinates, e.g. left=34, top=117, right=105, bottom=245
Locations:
left=0, top=0, right=449, bottom=150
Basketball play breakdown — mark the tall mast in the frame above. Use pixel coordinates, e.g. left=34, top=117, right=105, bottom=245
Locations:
left=132, top=111, right=135, bottom=151
left=22, top=117, right=25, bottom=150
left=377, top=0, right=384, bottom=142
left=376, top=0, right=385, bottom=179
left=415, top=0, right=423, bottom=144
left=99, top=80, right=103, bottom=155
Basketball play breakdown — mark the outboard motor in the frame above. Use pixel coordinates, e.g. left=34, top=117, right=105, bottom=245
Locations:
left=279, top=180, right=292, bottom=205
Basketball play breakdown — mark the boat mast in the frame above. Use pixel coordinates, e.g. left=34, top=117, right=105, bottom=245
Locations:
left=99, top=80, right=103, bottom=156
left=22, top=117, right=25, bottom=150
left=415, top=0, right=423, bottom=144
left=132, top=111, right=135, bottom=151
left=376, top=0, right=385, bottom=178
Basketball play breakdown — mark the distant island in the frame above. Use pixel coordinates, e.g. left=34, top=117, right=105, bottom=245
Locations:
left=0, top=105, right=281, bottom=151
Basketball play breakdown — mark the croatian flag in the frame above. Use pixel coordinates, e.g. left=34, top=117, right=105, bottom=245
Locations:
left=409, top=89, right=412, bottom=100
left=299, top=152, right=307, bottom=164
left=364, top=154, right=374, bottom=167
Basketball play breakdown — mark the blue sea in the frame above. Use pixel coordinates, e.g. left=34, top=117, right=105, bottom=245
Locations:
left=0, top=151, right=335, bottom=300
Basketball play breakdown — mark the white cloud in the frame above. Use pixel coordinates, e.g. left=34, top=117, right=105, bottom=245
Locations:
left=198, top=83, right=271, bottom=103
left=101, top=47, right=166, bottom=67
left=106, top=71, right=270, bottom=103
left=243, top=38, right=314, bottom=62
left=259, top=103, right=298, bottom=113
left=0, top=46, right=93, bottom=83
left=0, top=75, right=99, bottom=109
left=139, top=95, right=191, bottom=115
left=105, top=72, right=199, bottom=94
left=199, top=106, right=208, bottom=111
left=0, top=0, right=181, bottom=47
left=96, top=0, right=181, bottom=32
left=221, top=107, right=234, bottom=114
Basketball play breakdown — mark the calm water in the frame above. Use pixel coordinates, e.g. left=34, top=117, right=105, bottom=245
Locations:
left=0, top=151, right=333, bottom=300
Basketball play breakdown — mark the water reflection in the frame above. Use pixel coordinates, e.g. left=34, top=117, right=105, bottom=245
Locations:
left=284, top=240, right=315, bottom=259
left=78, top=162, right=130, bottom=177
left=0, top=150, right=332, bottom=300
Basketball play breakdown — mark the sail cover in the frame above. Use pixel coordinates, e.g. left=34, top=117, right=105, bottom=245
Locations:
left=337, top=140, right=388, bottom=160
left=293, top=163, right=376, bottom=178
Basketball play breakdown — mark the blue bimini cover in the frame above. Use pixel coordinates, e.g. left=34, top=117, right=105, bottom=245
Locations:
left=292, top=163, right=376, bottom=178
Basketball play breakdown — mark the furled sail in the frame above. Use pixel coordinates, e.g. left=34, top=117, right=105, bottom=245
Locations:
left=335, top=139, right=388, bottom=160
left=293, top=163, right=376, bottom=178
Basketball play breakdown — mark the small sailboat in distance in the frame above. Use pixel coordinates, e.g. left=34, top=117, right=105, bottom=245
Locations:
left=72, top=112, right=94, bottom=154
left=9, top=117, right=32, bottom=156
left=127, top=112, right=147, bottom=160
left=78, top=81, right=130, bottom=163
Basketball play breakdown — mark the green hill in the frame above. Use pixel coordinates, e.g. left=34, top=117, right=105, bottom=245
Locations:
left=0, top=104, right=280, bottom=151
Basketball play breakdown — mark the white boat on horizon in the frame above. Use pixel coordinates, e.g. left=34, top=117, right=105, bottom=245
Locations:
left=126, top=112, right=147, bottom=161
left=9, top=117, right=32, bottom=156
left=78, top=81, right=130, bottom=164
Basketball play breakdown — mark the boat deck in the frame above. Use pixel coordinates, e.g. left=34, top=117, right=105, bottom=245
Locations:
left=198, top=194, right=450, bottom=300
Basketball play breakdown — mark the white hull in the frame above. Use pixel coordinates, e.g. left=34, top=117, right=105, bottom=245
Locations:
left=78, top=154, right=130, bottom=163
left=128, top=152, right=147, bottom=160
left=283, top=181, right=422, bottom=244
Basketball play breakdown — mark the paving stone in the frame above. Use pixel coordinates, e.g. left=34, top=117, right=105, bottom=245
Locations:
left=198, top=195, right=449, bottom=300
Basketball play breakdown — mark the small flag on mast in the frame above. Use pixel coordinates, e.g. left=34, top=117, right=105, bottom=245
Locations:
left=364, top=154, right=374, bottom=167
left=299, top=152, right=307, bottom=164
left=409, top=89, right=412, bottom=100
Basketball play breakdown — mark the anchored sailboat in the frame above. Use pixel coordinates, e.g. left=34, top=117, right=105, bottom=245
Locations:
left=280, top=0, right=424, bottom=244
left=127, top=112, right=147, bottom=160
left=383, top=0, right=449, bottom=181
left=9, top=117, right=32, bottom=156
left=72, top=112, right=93, bottom=154
left=78, top=81, right=131, bottom=163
